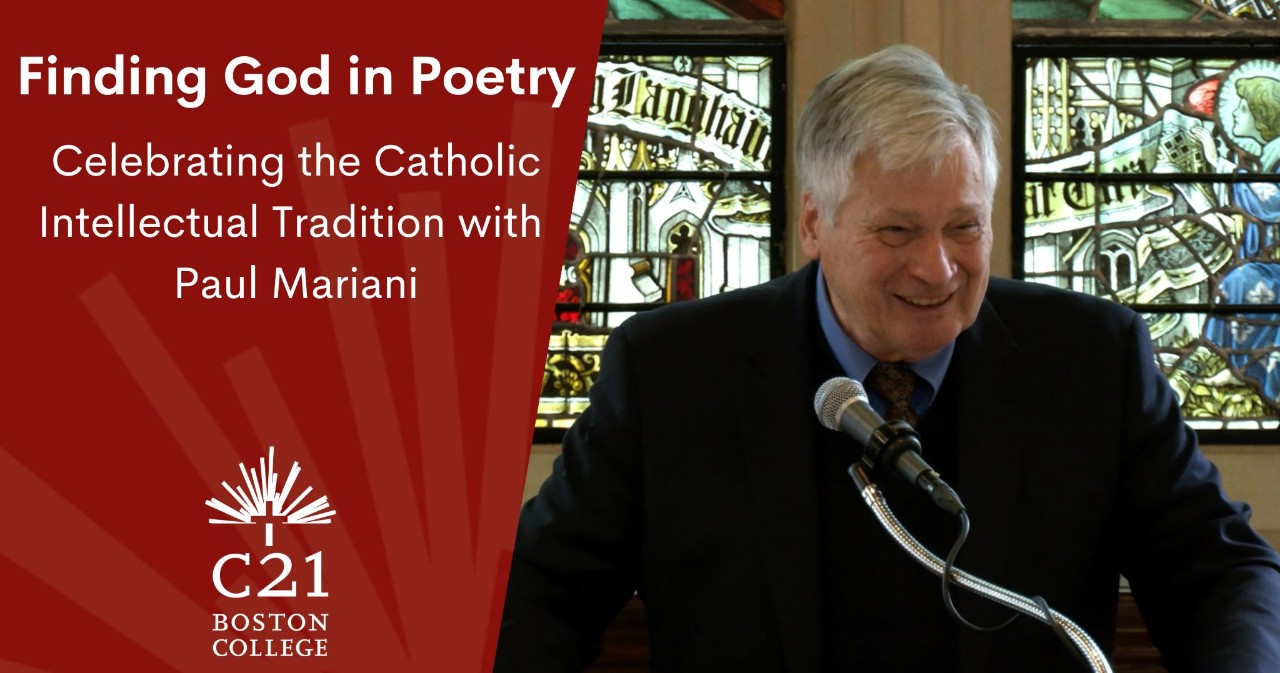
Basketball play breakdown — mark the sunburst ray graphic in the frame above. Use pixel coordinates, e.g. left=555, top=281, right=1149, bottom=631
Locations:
left=205, top=446, right=336, bottom=529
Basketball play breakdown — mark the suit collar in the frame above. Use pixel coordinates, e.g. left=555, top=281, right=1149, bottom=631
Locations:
left=954, top=293, right=1022, bottom=559
left=734, top=263, right=825, bottom=673
left=951, top=293, right=1031, bottom=673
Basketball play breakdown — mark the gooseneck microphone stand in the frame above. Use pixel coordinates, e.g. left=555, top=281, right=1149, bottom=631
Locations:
left=816, top=376, right=1112, bottom=671
left=848, top=463, right=1113, bottom=673
left=816, top=377, right=1112, bottom=671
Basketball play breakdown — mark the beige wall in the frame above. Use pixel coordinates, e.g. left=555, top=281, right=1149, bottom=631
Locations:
left=526, top=0, right=1279, bottom=548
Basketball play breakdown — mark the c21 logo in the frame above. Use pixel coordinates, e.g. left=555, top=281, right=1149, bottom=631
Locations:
left=205, top=447, right=337, bottom=658
left=213, top=550, right=328, bottom=598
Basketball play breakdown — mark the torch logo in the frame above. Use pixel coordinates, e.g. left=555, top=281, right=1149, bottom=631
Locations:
left=205, top=445, right=335, bottom=547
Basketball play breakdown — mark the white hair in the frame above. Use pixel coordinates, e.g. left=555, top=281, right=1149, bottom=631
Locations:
left=795, top=45, right=1000, bottom=223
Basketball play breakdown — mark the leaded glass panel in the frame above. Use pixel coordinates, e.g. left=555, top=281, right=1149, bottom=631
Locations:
left=608, top=0, right=784, bottom=21
left=1016, top=47, right=1280, bottom=436
left=1150, top=311, right=1280, bottom=431
left=1023, top=180, right=1237, bottom=302
left=588, top=55, right=774, bottom=172
left=1013, top=0, right=1279, bottom=21
left=1024, top=57, right=1279, bottom=171
left=537, top=50, right=783, bottom=432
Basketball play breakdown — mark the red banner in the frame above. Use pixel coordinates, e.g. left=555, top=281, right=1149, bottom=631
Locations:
left=1, top=2, right=605, bottom=671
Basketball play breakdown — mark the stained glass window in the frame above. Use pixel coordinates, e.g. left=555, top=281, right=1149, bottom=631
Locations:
left=1014, top=45, right=1280, bottom=436
left=536, top=46, right=785, bottom=436
left=1013, top=0, right=1278, bottom=21
left=608, top=0, right=784, bottom=21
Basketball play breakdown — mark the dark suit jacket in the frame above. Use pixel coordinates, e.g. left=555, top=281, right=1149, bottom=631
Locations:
left=497, top=264, right=1280, bottom=672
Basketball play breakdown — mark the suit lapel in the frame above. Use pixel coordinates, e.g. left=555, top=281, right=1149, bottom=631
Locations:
left=732, top=265, right=824, bottom=673
left=952, top=296, right=1031, bottom=673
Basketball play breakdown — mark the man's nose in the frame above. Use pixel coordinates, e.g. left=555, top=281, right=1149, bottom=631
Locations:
left=908, top=234, right=956, bottom=286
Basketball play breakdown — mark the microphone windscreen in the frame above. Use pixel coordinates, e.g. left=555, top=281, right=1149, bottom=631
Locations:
left=814, top=377, right=867, bottom=431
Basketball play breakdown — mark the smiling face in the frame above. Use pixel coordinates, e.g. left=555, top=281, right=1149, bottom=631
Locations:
left=799, top=140, right=992, bottom=363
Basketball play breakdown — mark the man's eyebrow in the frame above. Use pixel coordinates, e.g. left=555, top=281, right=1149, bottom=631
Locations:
left=866, top=204, right=988, bottom=225
left=950, top=203, right=988, bottom=218
left=873, top=208, right=921, bottom=223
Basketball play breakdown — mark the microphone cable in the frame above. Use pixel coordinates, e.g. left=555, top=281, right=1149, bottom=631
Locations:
left=939, top=509, right=1019, bottom=633
left=940, top=509, right=1090, bottom=670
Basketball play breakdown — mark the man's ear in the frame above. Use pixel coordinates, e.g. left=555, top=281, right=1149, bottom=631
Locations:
left=799, top=192, right=823, bottom=261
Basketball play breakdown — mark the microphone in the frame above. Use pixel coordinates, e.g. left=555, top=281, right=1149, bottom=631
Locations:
left=814, top=377, right=965, bottom=515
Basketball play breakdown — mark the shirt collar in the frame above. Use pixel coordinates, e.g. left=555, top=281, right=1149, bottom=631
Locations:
left=814, top=263, right=954, bottom=413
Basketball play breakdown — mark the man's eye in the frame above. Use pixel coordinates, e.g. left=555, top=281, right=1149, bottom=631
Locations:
left=876, top=227, right=912, bottom=246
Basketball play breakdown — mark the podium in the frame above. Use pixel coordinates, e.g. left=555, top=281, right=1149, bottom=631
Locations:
left=587, top=592, right=1167, bottom=672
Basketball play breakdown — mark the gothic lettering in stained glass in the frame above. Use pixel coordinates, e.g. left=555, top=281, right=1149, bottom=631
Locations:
left=588, top=56, right=773, bottom=171
left=538, top=55, right=777, bottom=429
left=1021, top=54, right=1280, bottom=430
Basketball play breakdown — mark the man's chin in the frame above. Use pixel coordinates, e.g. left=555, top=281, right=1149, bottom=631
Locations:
left=867, top=339, right=951, bottom=364
left=888, top=328, right=961, bottom=362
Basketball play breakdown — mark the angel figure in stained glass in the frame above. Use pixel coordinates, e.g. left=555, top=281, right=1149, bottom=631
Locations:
left=1199, top=63, right=1280, bottom=404
left=1193, top=62, right=1280, bottom=258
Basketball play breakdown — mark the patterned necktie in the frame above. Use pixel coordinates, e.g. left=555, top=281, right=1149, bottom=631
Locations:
left=864, top=363, right=919, bottom=427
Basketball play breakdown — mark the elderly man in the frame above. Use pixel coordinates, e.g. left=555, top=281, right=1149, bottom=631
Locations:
left=495, top=45, right=1280, bottom=672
